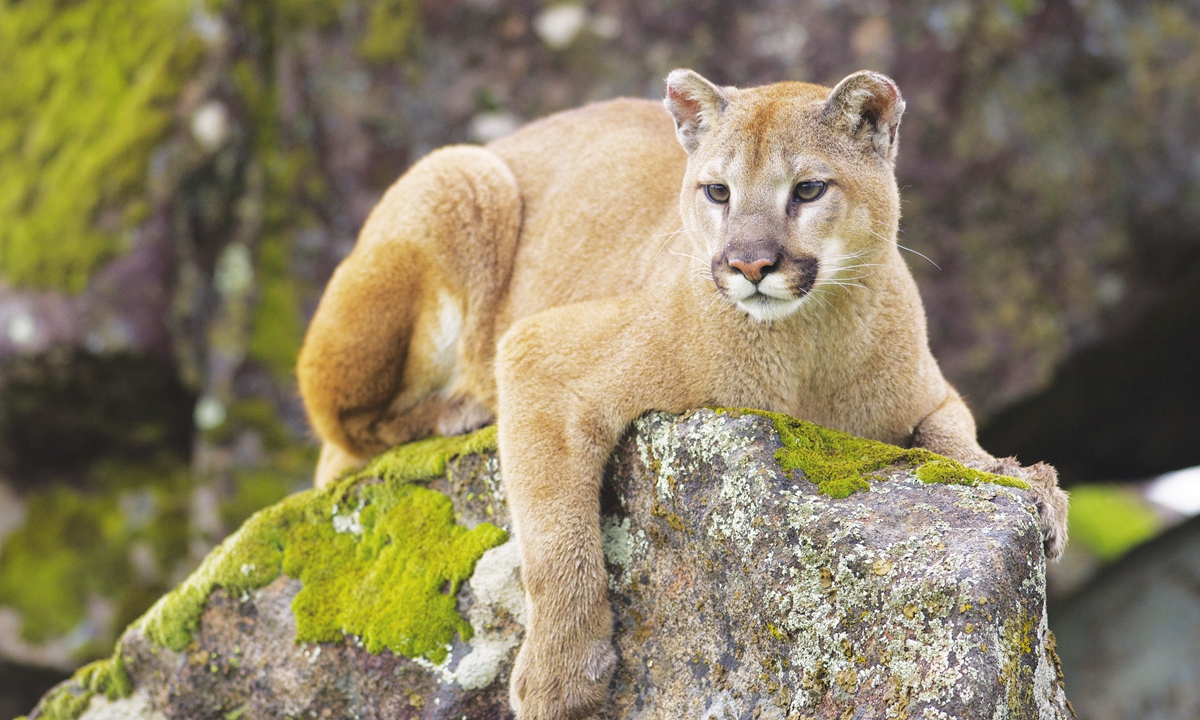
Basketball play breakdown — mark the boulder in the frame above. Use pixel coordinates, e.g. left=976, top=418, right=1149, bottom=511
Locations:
left=27, top=410, right=1073, bottom=720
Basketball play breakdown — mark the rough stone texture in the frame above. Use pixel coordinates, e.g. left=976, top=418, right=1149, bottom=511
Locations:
left=37, top=411, right=1071, bottom=720
left=1052, top=514, right=1200, bottom=720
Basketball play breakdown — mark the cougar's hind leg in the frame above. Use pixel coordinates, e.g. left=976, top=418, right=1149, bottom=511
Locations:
left=298, top=146, right=522, bottom=487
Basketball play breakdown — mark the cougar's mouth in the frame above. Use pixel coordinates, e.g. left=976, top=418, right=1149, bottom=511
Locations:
left=718, top=274, right=810, bottom=322
left=734, top=291, right=806, bottom=322
left=712, top=252, right=819, bottom=322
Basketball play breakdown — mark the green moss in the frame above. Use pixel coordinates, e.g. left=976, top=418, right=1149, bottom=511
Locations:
left=75, top=652, right=133, bottom=700
left=914, top=459, right=1028, bottom=490
left=1067, top=485, right=1161, bottom=560
left=999, top=608, right=1037, bottom=714
left=0, top=0, right=200, bottom=291
left=22, top=684, right=92, bottom=720
left=21, top=651, right=132, bottom=720
left=0, top=488, right=132, bottom=642
left=731, top=409, right=1028, bottom=497
left=352, top=426, right=498, bottom=484
left=137, top=426, right=504, bottom=663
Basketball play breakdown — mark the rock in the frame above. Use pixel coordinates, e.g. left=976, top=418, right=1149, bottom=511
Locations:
left=27, top=410, right=1071, bottom=720
left=1052, top=514, right=1200, bottom=720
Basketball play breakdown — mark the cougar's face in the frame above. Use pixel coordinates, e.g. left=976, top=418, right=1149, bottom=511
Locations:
left=666, top=72, right=904, bottom=323
left=689, top=139, right=843, bottom=322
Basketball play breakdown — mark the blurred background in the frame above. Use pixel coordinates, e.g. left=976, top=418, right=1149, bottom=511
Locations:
left=1, top=0, right=1198, bottom=717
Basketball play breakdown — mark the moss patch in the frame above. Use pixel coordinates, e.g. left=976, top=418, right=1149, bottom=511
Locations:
left=999, top=607, right=1038, bottom=715
left=0, top=459, right=199, bottom=654
left=137, top=427, right=504, bottom=663
left=19, top=652, right=132, bottom=720
left=0, top=0, right=200, bottom=290
left=0, top=488, right=131, bottom=643
left=731, top=409, right=1028, bottom=498
left=914, top=459, right=1026, bottom=489
left=354, top=426, right=498, bottom=484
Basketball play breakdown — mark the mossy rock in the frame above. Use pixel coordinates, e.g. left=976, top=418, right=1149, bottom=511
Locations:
left=26, top=411, right=1069, bottom=720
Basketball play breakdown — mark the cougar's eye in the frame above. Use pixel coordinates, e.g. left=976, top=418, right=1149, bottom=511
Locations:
left=793, top=181, right=827, bottom=203
left=704, top=184, right=730, bottom=204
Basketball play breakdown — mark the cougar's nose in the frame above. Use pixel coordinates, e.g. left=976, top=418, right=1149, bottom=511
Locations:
left=728, top=256, right=776, bottom=283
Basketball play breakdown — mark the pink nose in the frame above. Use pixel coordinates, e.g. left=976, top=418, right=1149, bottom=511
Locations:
left=728, top=257, right=775, bottom=283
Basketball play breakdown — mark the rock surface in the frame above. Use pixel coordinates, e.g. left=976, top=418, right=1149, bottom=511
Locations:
left=1052, top=514, right=1200, bottom=720
left=30, top=410, right=1072, bottom=720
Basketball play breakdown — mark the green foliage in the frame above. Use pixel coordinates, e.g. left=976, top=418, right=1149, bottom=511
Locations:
left=249, top=237, right=305, bottom=381
left=0, top=445, right=305, bottom=655
left=359, top=0, right=422, bottom=64
left=137, top=426, right=504, bottom=663
left=221, top=468, right=297, bottom=532
left=0, top=459, right=198, bottom=651
left=203, top=398, right=292, bottom=450
left=0, top=488, right=132, bottom=642
left=734, top=409, right=1028, bottom=498
left=1067, top=485, right=1161, bottom=561
left=203, top=398, right=315, bottom=530
left=0, top=0, right=200, bottom=291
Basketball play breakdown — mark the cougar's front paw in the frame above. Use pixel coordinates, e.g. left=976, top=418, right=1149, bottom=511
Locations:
left=1023, top=462, right=1069, bottom=561
left=509, top=635, right=617, bottom=720
left=988, top=457, right=1069, bottom=561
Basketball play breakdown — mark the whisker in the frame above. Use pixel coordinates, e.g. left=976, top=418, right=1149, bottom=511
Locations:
left=669, top=249, right=711, bottom=268
left=865, top=228, right=941, bottom=270
left=810, top=290, right=834, bottom=313
left=650, top=227, right=686, bottom=262
left=837, top=263, right=894, bottom=271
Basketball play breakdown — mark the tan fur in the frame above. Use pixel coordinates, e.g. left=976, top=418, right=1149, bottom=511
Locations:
left=297, top=71, right=1069, bottom=719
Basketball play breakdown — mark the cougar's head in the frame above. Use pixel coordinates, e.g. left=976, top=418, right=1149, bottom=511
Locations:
left=665, top=69, right=905, bottom=322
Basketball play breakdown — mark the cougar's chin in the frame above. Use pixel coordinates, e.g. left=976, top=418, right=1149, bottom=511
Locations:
left=720, top=273, right=807, bottom=322
left=735, top=293, right=805, bottom=322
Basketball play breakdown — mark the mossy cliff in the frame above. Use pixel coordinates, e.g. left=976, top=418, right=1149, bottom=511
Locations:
left=26, top=411, right=1068, bottom=720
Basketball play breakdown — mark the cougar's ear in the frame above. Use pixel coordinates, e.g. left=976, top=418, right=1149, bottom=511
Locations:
left=664, top=69, right=730, bottom=155
left=825, top=71, right=906, bottom=161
